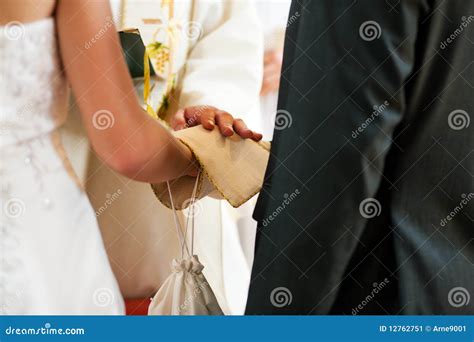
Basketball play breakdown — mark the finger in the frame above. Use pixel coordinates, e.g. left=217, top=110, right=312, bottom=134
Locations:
left=195, top=107, right=217, bottom=130
left=251, top=131, right=263, bottom=142
left=263, top=61, right=281, bottom=74
left=264, top=68, right=282, bottom=81
left=260, top=83, right=272, bottom=96
left=171, top=109, right=186, bottom=130
left=233, top=119, right=253, bottom=139
left=261, top=79, right=280, bottom=95
left=184, top=106, right=215, bottom=130
left=183, top=107, right=201, bottom=127
left=264, top=50, right=281, bottom=64
left=215, top=111, right=235, bottom=136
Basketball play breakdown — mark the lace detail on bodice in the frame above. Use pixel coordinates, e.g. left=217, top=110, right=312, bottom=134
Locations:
left=0, top=18, right=67, bottom=146
left=0, top=19, right=124, bottom=315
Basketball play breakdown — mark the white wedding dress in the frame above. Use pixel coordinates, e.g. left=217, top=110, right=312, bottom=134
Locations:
left=0, top=18, right=124, bottom=314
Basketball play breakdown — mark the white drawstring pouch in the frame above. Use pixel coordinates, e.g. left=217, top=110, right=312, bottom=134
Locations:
left=148, top=171, right=224, bottom=315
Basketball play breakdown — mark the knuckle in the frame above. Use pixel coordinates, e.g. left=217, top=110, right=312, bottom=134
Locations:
left=222, top=113, right=234, bottom=121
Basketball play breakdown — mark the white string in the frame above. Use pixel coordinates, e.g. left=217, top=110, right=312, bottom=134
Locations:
left=166, top=170, right=201, bottom=259
left=189, top=171, right=200, bottom=255
left=166, top=180, right=190, bottom=258
left=184, top=170, right=200, bottom=256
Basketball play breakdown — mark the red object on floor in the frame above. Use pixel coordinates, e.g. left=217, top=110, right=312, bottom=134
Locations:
left=125, top=298, right=150, bottom=315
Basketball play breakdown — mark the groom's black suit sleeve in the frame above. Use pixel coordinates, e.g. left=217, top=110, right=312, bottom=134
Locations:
left=247, top=0, right=474, bottom=314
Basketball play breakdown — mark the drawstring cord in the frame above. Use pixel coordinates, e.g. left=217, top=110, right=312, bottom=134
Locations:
left=166, top=170, right=200, bottom=259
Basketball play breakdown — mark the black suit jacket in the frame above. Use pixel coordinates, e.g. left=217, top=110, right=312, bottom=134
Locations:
left=247, top=0, right=473, bottom=314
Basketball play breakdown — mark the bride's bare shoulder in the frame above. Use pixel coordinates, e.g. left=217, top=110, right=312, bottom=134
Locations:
left=0, top=0, right=56, bottom=25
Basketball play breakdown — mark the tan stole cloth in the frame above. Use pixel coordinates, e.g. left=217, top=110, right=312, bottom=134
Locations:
left=151, top=126, right=271, bottom=209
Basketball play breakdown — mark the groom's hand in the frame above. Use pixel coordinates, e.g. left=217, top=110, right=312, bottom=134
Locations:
left=171, top=106, right=263, bottom=142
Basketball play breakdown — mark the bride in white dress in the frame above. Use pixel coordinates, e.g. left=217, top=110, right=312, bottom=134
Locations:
left=0, top=0, right=261, bottom=315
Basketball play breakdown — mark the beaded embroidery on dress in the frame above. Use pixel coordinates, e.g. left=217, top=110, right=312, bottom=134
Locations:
left=0, top=18, right=124, bottom=314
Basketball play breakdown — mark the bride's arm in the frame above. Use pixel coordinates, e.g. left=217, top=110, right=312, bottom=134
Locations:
left=56, top=0, right=251, bottom=183
left=56, top=0, right=193, bottom=183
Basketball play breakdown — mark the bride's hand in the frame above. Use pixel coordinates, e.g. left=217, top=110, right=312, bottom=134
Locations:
left=171, top=106, right=263, bottom=142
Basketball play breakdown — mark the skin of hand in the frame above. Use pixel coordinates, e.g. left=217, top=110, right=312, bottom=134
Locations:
left=55, top=0, right=260, bottom=183
left=171, top=106, right=263, bottom=142
left=260, top=50, right=283, bottom=96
